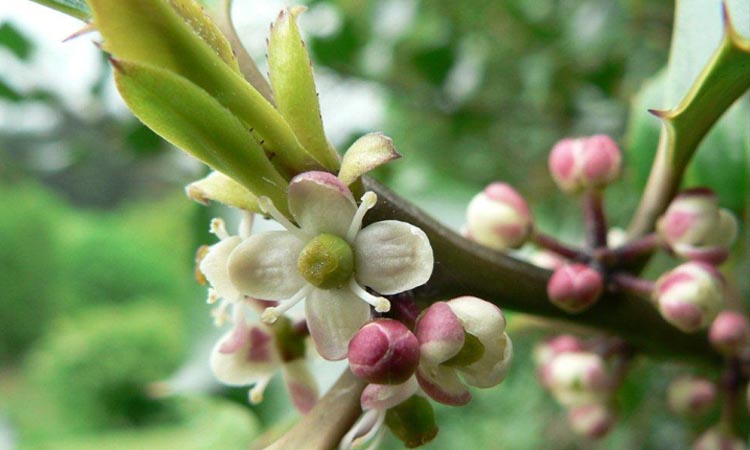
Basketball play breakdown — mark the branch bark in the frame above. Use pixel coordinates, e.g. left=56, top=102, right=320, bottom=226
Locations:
left=363, top=176, right=720, bottom=367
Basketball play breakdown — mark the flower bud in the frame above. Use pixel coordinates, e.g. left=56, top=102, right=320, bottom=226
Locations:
left=657, top=188, right=738, bottom=264
left=548, top=135, right=622, bottom=193
left=709, top=311, right=750, bottom=356
left=547, top=264, right=603, bottom=313
left=465, top=183, right=532, bottom=250
left=547, top=352, right=612, bottom=407
left=693, top=427, right=747, bottom=450
left=567, top=403, right=615, bottom=439
left=653, top=262, right=724, bottom=333
left=348, top=319, right=420, bottom=385
left=667, top=376, right=717, bottom=417
left=533, top=335, right=585, bottom=387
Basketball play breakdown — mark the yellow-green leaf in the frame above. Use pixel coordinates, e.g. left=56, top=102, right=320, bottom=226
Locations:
left=113, top=60, right=289, bottom=215
left=186, top=171, right=260, bottom=212
left=268, top=7, right=340, bottom=172
left=90, top=0, right=323, bottom=178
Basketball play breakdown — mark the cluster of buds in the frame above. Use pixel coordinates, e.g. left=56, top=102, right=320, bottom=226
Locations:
left=534, top=335, right=630, bottom=439
left=342, top=296, right=513, bottom=448
left=657, top=188, right=738, bottom=264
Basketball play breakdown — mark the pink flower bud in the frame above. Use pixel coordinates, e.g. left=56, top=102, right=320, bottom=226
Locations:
left=709, top=311, right=750, bottom=356
left=534, top=335, right=585, bottom=387
left=693, top=427, right=747, bottom=450
left=567, top=403, right=615, bottom=439
left=348, top=319, right=420, bottom=385
left=465, top=183, right=532, bottom=250
left=547, top=264, right=603, bottom=313
left=548, top=135, right=622, bottom=193
left=667, top=376, right=717, bottom=417
left=654, top=262, right=724, bottom=333
left=547, top=352, right=612, bottom=407
left=657, top=188, right=738, bottom=264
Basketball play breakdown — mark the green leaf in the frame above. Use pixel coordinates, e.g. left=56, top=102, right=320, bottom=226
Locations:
left=626, top=0, right=750, bottom=236
left=0, top=22, right=34, bottom=60
left=196, top=0, right=275, bottom=103
left=185, top=171, right=260, bottom=212
left=113, top=60, right=290, bottom=215
left=268, top=7, right=341, bottom=172
left=29, top=0, right=91, bottom=21
left=89, top=0, right=323, bottom=178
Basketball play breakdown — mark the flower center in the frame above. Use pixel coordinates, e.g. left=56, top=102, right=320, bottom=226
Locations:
left=297, top=233, right=355, bottom=289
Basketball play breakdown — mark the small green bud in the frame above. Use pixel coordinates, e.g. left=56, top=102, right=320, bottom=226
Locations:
left=297, top=234, right=354, bottom=289
left=385, top=395, right=439, bottom=448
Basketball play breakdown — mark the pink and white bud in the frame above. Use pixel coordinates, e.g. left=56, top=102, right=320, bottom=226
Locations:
left=567, top=403, right=616, bottom=439
left=527, top=249, right=567, bottom=271
left=533, top=335, right=585, bottom=387
left=548, top=135, right=622, bottom=193
left=653, top=262, right=724, bottom=333
left=709, top=311, right=750, bottom=356
left=547, top=264, right=603, bottom=313
left=657, top=188, right=738, bottom=264
left=465, top=183, right=532, bottom=250
left=546, top=351, right=612, bottom=407
left=348, top=319, right=420, bottom=385
left=414, top=297, right=513, bottom=406
left=693, top=427, right=747, bottom=450
left=667, top=376, right=717, bottom=417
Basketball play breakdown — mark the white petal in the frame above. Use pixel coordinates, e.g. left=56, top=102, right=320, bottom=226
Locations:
left=416, top=363, right=471, bottom=406
left=354, top=220, right=434, bottom=295
left=447, top=296, right=507, bottom=344
left=460, top=332, right=513, bottom=388
left=360, top=376, right=419, bottom=410
left=288, top=171, right=357, bottom=236
left=210, top=324, right=280, bottom=386
left=414, top=301, right=464, bottom=365
left=305, top=287, right=371, bottom=360
left=281, top=359, right=319, bottom=414
left=200, top=236, right=242, bottom=301
left=228, top=231, right=306, bottom=299
left=338, top=133, right=401, bottom=185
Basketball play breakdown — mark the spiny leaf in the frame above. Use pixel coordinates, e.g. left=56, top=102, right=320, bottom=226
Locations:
left=29, top=0, right=91, bottom=21
left=113, top=59, right=289, bottom=215
left=268, top=7, right=340, bottom=172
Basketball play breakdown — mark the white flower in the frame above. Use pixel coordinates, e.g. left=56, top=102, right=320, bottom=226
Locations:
left=210, top=306, right=318, bottom=413
left=199, top=213, right=254, bottom=326
left=227, top=171, right=434, bottom=360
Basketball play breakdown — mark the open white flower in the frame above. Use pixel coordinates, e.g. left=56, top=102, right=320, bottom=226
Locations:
left=228, top=171, right=434, bottom=360
left=199, top=213, right=254, bottom=326
left=210, top=306, right=318, bottom=413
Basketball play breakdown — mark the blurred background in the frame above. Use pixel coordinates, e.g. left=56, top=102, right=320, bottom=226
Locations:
left=0, top=0, right=747, bottom=449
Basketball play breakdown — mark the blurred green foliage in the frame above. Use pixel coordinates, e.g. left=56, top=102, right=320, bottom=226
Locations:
left=24, top=301, right=186, bottom=430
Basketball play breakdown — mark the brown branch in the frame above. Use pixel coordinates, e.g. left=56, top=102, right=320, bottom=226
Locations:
left=261, top=369, right=366, bottom=450
left=363, top=176, right=720, bottom=367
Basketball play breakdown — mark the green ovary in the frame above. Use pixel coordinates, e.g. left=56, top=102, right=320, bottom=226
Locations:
left=297, top=233, right=355, bottom=289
